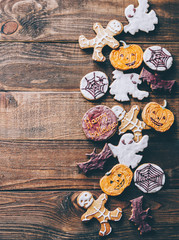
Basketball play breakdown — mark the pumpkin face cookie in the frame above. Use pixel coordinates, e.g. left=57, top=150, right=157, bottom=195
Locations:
left=100, top=164, right=133, bottom=196
left=142, top=100, right=174, bottom=132
left=82, top=105, right=118, bottom=141
left=110, top=41, right=143, bottom=70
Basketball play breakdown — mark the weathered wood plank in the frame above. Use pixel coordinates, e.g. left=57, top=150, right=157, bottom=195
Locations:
left=0, top=139, right=177, bottom=190
left=0, top=42, right=178, bottom=91
left=0, top=92, right=178, bottom=140
left=0, top=190, right=178, bottom=239
left=0, top=0, right=178, bottom=42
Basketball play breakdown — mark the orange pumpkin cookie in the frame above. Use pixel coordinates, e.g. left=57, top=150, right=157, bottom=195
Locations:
left=110, top=40, right=143, bottom=70
left=142, top=100, right=174, bottom=132
left=100, top=164, right=133, bottom=196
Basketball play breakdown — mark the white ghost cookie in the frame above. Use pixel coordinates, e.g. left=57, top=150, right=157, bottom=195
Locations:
left=143, top=46, right=173, bottom=71
left=124, top=0, right=158, bottom=35
left=79, top=20, right=123, bottom=62
left=108, top=133, right=149, bottom=169
left=80, top=71, right=109, bottom=100
left=109, top=70, right=149, bottom=102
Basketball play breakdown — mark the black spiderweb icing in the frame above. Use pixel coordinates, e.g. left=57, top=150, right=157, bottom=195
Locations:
left=82, top=72, right=107, bottom=99
left=147, top=47, right=172, bottom=70
left=135, top=164, right=164, bottom=192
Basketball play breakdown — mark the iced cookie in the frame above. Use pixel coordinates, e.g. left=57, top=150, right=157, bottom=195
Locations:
left=77, top=191, right=122, bottom=236
left=143, top=46, right=173, bottom=71
left=80, top=71, right=109, bottom=100
left=100, top=164, right=133, bottom=196
left=140, top=67, right=176, bottom=92
left=82, top=105, right=118, bottom=141
left=142, top=100, right=174, bottom=132
left=108, top=133, right=149, bottom=169
left=112, top=105, right=151, bottom=142
left=79, top=20, right=123, bottom=62
left=110, top=41, right=143, bottom=70
left=109, top=70, right=149, bottom=102
left=129, top=196, right=152, bottom=234
left=124, top=0, right=158, bottom=35
left=134, top=163, right=165, bottom=193
left=77, top=143, right=113, bottom=174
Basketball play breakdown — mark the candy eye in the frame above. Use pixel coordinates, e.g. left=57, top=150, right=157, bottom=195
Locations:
left=110, top=180, right=113, bottom=184
left=163, top=116, right=166, bottom=119
left=131, top=53, right=135, bottom=56
left=153, top=111, right=156, bottom=114
left=120, top=54, right=124, bottom=57
left=118, top=174, right=121, bottom=177
left=129, top=140, right=133, bottom=144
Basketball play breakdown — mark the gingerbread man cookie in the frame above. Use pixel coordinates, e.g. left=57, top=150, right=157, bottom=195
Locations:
left=79, top=20, right=123, bottom=62
left=124, top=0, right=158, bottom=35
left=110, top=70, right=149, bottom=102
left=112, top=105, right=151, bottom=142
left=77, top=191, right=122, bottom=236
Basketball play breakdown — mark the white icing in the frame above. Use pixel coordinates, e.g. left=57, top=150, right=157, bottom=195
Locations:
left=79, top=20, right=123, bottom=61
left=124, top=0, right=158, bottom=35
left=109, top=70, right=149, bottom=102
left=143, top=46, right=173, bottom=71
left=108, top=133, right=149, bottom=169
left=80, top=71, right=109, bottom=100
left=111, top=105, right=126, bottom=121
left=78, top=191, right=94, bottom=208
left=134, top=163, right=165, bottom=193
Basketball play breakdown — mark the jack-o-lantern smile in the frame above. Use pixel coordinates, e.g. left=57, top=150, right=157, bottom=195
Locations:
left=100, top=164, right=133, bottom=196
left=110, top=41, right=143, bottom=70
left=142, top=100, right=174, bottom=132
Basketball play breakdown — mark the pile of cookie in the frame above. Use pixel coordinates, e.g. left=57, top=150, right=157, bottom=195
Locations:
left=76, top=0, right=175, bottom=237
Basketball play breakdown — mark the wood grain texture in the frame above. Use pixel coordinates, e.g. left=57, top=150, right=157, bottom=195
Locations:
left=0, top=42, right=178, bottom=91
left=0, top=92, right=178, bottom=140
left=0, top=138, right=178, bottom=190
left=0, top=0, right=178, bottom=41
left=0, top=190, right=178, bottom=239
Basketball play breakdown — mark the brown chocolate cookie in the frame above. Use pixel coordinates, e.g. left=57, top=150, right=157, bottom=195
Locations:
left=82, top=105, right=118, bottom=141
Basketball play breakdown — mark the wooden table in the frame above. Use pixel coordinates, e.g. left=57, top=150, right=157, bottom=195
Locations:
left=0, top=0, right=178, bottom=239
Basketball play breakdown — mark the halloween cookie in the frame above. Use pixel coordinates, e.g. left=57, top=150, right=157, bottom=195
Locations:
left=77, top=143, right=113, bottom=174
left=124, top=0, right=158, bottom=35
left=140, top=67, right=176, bottom=92
left=110, top=41, right=143, bottom=70
left=82, top=105, right=118, bottom=141
left=129, top=196, right=152, bottom=235
left=143, top=46, right=173, bottom=71
left=142, top=100, right=174, bottom=132
left=108, top=133, right=149, bottom=169
left=109, top=70, right=149, bottom=102
left=80, top=71, right=109, bottom=100
left=134, top=163, right=165, bottom=193
left=77, top=191, right=122, bottom=236
left=79, top=20, right=123, bottom=62
left=100, top=164, right=133, bottom=196
left=112, top=105, right=151, bottom=142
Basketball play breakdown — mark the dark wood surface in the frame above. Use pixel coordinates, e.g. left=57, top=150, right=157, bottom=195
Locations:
left=0, top=0, right=178, bottom=239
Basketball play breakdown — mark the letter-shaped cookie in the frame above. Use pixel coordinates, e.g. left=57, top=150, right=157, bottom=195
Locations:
left=79, top=20, right=123, bottom=62
left=77, top=191, right=122, bottom=236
